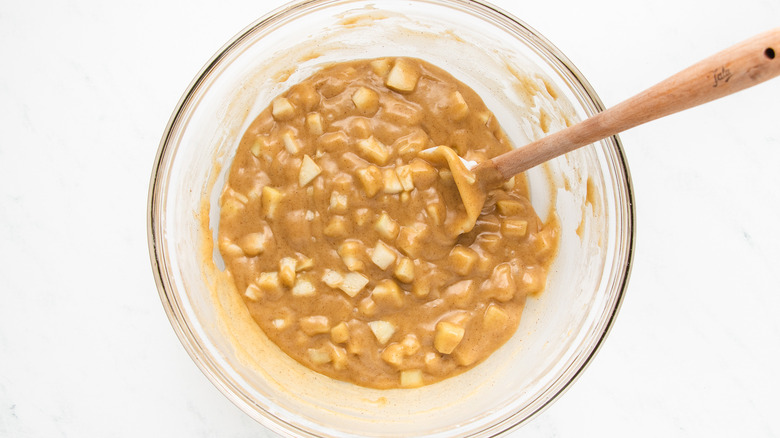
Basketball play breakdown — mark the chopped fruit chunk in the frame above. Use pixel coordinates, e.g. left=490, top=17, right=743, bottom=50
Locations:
left=339, top=272, right=369, bottom=297
left=300, top=315, right=330, bottom=335
left=434, top=321, right=465, bottom=354
left=374, top=212, right=399, bottom=240
left=449, top=246, right=479, bottom=276
left=382, top=168, right=403, bottom=194
left=299, top=154, right=322, bottom=187
left=338, top=241, right=365, bottom=272
left=370, top=58, right=391, bottom=76
left=496, top=200, right=525, bottom=216
left=370, top=241, right=397, bottom=270
left=356, top=166, right=383, bottom=197
left=257, top=272, right=281, bottom=291
left=307, top=347, right=331, bottom=365
left=330, top=322, right=350, bottom=344
left=261, top=187, right=283, bottom=219
left=323, top=216, right=348, bottom=237
left=279, top=257, right=297, bottom=287
left=386, top=58, right=420, bottom=92
left=394, top=257, right=415, bottom=283
left=356, top=136, right=389, bottom=165
left=306, top=112, right=323, bottom=135
left=244, top=284, right=262, bottom=301
left=238, top=232, right=268, bottom=256
left=449, top=90, right=469, bottom=121
left=400, top=369, right=423, bottom=388
left=352, top=86, right=379, bottom=114
left=329, top=191, right=348, bottom=213
left=381, top=343, right=405, bottom=366
left=281, top=130, right=301, bottom=154
left=368, top=320, right=395, bottom=345
left=272, top=97, right=295, bottom=120
left=483, top=304, right=510, bottom=331
left=321, top=270, right=344, bottom=288
left=292, top=279, right=316, bottom=297
left=371, top=279, right=404, bottom=307
left=502, top=220, right=528, bottom=237
left=395, top=165, right=415, bottom=191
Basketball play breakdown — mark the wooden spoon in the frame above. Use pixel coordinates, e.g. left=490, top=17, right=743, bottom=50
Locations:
left=424, top=28, right=780, bottom=234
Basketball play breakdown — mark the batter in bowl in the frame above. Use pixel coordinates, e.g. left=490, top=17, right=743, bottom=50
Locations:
left=217, top=57, right=558, bottom=389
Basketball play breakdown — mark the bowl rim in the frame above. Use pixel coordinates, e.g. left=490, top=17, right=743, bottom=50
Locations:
left=147, top=0, right=636, bottom=435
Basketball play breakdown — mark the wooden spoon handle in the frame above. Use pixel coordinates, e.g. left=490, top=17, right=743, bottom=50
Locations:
left=488, top=27, right=780, bottom=179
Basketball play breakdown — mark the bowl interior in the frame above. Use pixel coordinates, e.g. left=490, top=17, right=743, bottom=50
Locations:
left=149, top=1, right=634, bottom=436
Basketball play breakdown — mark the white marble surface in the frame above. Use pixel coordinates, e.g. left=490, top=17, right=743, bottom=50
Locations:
left=1, top=0, right=779, bottom=436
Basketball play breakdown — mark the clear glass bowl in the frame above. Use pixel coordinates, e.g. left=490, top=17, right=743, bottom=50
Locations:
left=147, top=0, right=635, bottom=436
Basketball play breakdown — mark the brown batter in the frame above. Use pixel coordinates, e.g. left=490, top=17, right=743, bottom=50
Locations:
left=217, top=57, right=558, bottom=389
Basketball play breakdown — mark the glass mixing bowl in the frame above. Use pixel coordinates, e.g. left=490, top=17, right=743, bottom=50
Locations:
left=148, top=0, right=635, bottom=436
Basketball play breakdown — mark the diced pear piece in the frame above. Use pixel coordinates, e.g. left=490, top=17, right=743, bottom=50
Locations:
left=408, top=159, right=437, bottom=189
left=321, top=269, right=345, bottom=288
left=257, top=272, right=281, bottom=291
left=368, top=320, right=395, bottom=345
left=238, top=232, right=267, bottom=256
left=356, top=136, right=389, bottom=165
left=502, top=220, right=528, bottom=237
left=400, top=369, right=424, bottom=388
left=425, top=201, right=445, bottom=226
left=483, top=304, right=510, bottom=331
left=486, top=262, right=516, bottom=302
left=306, top=112, right=324, bottom=135
left=250, top=136, right=271, bottom=157
left=496, top=200, right=525, bottom=216
left=381, top=343, right=405, bottom=367
left=382, top=99, right=421, bottom=126
left=347, top=117, right=372, bottom=139
left=395, top=165, right=415, bottom=191
left=244, top=284, right=262, bottom=301
left=374, top=212, right=399, bottom=240
left=295, top=255, right=314, bottom=272
left=434, top=321, right=465, bottom=354
left=396, top=223, right=428, bottom=258
left=281, top=130, right=302, bottom=155
left=331, top=345, right=348, bottom=370
left=352, top=86, right=379, bottom=114
left=444, top=280, right=474, bottom=308
left=317, top=131, right=349, bottom=152
left=261, top=186, right=283, bottom=219
left=449, top=246, right=479, bottom=276
left=521, top=268, right=544, bottom=295
left=356, top=166, right=383, bottom=197
left=299, top=154, right=322, bottom=187
left=338, top=241, right=365, bottom=272
left=370, top=58, right=392, bottom=77
left=383, top=168, right=403, bottom=194
left=358, top=297, right=377, bottom=316
left=339, top=272, right=369, bottom=297
left=370, top=241, right=397, bottom=270
left=330, top=322, right=350, bottom=344
left=323, top=216, right=348, bottom=237
left=371, top=279, right=404, bottom=307
left=272, top=97, right=295, bottom=120
left=386, top=59, right=420, bottom=92
left=449, top=90, right=469, bottom=121
left=329, top=191, right=348, bottom=213
left=394, top=257, right=415, bottom=283
left=395, top=130, right=429, bottom=159
left=271, top=318, right=288, bottom=330
left=279, top=257, right=297, bottom=287
left=292, top=278, right=316, bottom=297
left=401, top=334, right=420, bottom=355
left=300, top=315, right=330, bottom=335
left=307, top=347, right=331, bottom=365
